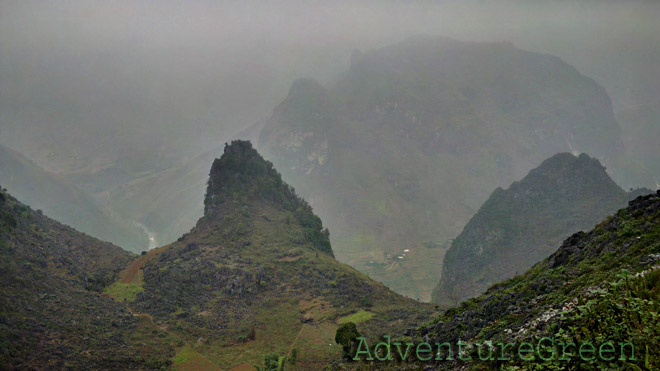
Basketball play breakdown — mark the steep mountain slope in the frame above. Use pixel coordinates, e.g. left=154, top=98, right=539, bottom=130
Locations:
left=413, top=190, right=660, bottom=370
left=433, top=153, right=650, bottom=305
left=0, top=144, right=148, bottom=251
left=114, top=141, right=434, bottom=369
left=0, top=187, right=173, bottom=369
left=255, top=36, right=626, bottom=301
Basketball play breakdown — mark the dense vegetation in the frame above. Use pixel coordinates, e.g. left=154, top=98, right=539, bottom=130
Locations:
left=433, top=152, right=651, bottom=305
left=204, top=140, right=332, bottom=256
left=0, top=187, right=174, bottom=369
left=413, top=190, right=660, bottom=370
left=335, top=322, right=362, bottom=359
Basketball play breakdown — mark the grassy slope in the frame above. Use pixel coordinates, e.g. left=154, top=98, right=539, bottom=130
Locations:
left=411, top=190, right=660, bottom=370
left=0, top=188, right=174, bottom=369
left=110, top=200, right=435, bottom=370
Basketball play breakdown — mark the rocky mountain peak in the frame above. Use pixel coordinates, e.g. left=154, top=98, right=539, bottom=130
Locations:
left=433, top=152, right=644, bottom=305
left=202, top=140, right=334, bottom=256
left=511, top=152, right=625, bottom=202
left=286, top=78, right=325, bottom=100
left=204, top=140, right=290, bottom=214
left=528, top=152, right=609, bottom=181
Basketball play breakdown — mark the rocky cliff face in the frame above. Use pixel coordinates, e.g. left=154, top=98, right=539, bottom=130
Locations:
left=256, top=36, right=627, bottom=300
left=433, top=153, right=650, bottom=305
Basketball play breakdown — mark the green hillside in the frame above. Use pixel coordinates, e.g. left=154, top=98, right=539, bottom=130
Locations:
left=0, top=187, right=173, bottom=369
left=412, top=190, right=660, bottom=370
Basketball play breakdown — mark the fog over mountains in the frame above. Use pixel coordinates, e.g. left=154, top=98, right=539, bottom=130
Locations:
left=1, top=0, right=659, bottom=299
left=2, top=1, right=659, bottom=181
left=0, top=143, right=148, bottom=249
left=253, top=36, right=631, bottom=300
left=2, top=2, right=660, bottom=369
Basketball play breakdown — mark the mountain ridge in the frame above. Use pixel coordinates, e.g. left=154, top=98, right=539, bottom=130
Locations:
left=432, top=152, right=651, bottom=305
left=256, top=36, right=628, bottom=300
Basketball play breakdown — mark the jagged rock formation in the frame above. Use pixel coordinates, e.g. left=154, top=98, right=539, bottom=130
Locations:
left=204, top=140, right=333, bottom=257
left=256, top=36, right=627, bottom=300
left=433, top=153, right=651, bottom=305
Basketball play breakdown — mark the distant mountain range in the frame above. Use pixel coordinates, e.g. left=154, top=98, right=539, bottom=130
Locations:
left=1, top=30, right=658, bottom=370
left=253, top=36, right=629, bottom=300
left=432, top=152, right=652, bottom=305
left=90, top=146, right=222, bottom=249
left=1, top=36, right=655, bottom=305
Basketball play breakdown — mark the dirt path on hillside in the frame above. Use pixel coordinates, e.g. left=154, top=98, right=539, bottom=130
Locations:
left=228, top=363, right=255, bottom=371
left=287, top=324, right=307, bottom=358
left=120, top=245, right=168, bottom=283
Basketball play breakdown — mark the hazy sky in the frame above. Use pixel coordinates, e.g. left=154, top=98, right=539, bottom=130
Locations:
left=1, top=0, right=658, bottom=173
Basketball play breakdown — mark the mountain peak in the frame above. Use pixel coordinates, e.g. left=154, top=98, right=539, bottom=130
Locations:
left=532, top=152, right=606, bottom=175
left=204, top=140, right=286, bottom=214
left=433, top=152, right=635, bottom=304
left=288, top=77, right=324, bottom=97
left=203, top=140, right=333, bottom=256
left=422, top=190, right=660, bottom=370
left=271, top=77, right=334, bottom=131
left=515, top=152, right=624, bottom=201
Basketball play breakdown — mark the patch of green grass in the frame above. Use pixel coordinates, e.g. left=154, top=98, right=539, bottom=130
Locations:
left=337, top=310, right=374, bottom=325
left=173, top=345, right=195, bottom=364
left=104, top=282, right=144, bottom=302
